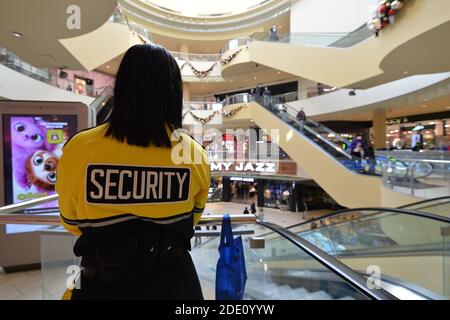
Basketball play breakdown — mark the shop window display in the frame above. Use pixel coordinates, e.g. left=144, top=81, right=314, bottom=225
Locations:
left=208, top=177, right=223, bottom=202
left=263, top=181, right=291, bottom=210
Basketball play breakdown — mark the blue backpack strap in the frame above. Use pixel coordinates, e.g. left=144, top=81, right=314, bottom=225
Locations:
left=219, top=214, right=234, bottom=248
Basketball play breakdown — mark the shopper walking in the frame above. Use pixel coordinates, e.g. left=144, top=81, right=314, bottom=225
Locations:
left=57, top=44, right=210, bottom=300
left=250, top=202, right=257, bottom=214
left=270, top=25, right=278, bottom=41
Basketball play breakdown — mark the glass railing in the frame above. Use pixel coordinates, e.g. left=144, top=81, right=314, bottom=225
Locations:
left=252, top=32, right=347, bottom=47
left=222, top=93, right=254, bottom=106
left=172, top=51, right=221, bottom=63
left=383, top=159, right=450, bottom=199
left=0, top=48, right=52, bottom=84
left=0, top=193, right=400, bottom=300
left=250, top=24, right=373, bottom=48
left=400, top=197, right=450, bottom=216
left=0, top=47, right=111, bottom=98
left=192, top=223, right=372, bottom=300
left=282, top=207, right=450, bottom=299
left=221, top=37, right=252, bottom=54
left=183, top=101, right=223, bottom=111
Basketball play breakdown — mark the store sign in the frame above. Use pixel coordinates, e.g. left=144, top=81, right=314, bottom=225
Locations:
left=211, top=162, right=277, bottom=173
left=386, top=117, right=409, bottom=125
left=230, top=177, right=255, bottom=182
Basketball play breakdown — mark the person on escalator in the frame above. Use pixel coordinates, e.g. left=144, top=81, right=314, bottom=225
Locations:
left=296, top=108, right=306, bottom=132
left=364, top=143, right=376, bottom=174
left=56, top=44, right=210, bottom=300
left=280, top=104, right=289, bottom=122
left=263, top=87, right=272, bottom=108
left=350, top=135, right=366, bottom=169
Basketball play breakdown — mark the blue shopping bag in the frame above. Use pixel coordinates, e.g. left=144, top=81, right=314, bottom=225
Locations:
left=215, top=214, right=247, bottom=300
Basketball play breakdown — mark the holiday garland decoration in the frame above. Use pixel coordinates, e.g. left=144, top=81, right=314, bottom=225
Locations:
left=183, top=110, right=218, bottom=124
left=220, top=48, right=244, bottom=66
left=367, top=0, right=406, bottom=35
left=223, top=104, right=247, bottom=118
left=182, top=104, right=248, bottom=124
left=177, top=47, right=244, bottom=79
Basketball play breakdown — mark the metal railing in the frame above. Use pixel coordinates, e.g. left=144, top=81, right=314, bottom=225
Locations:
left=383, top=158, right=450, bottom=197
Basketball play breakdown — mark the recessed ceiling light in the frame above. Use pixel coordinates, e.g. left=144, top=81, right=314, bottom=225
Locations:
left=421, top=105, right=427, bottom=108
left=278, top=25, right=283, bottom=29
left=254, top=77, right=257, bottom=80
left=277, top=71, right=281, bottom=74
left=446, top=106, right=450, bottom=109
left=106, top=65, right=110, bottom=69
left=403, top=71, right=409, bottom=75
left=12, top=31, right=23, bottom=38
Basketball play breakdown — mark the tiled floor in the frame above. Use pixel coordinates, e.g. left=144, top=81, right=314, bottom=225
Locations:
left=0, top=201, right=330, bottom=300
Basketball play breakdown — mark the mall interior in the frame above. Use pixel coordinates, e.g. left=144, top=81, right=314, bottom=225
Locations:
left=0, top=0, right=449, bottom=300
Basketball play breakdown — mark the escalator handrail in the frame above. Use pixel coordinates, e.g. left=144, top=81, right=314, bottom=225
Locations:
left=267, top=102, right=353, bottom=160
left=281, top=103, right=352, bottom=147
left=258, top=221, right=398, bottom=300
left=89, top=86, right=114, bottom=115
left=398, top=196, right=450, bottom=209
left=268, top=206, right=450, bottom=236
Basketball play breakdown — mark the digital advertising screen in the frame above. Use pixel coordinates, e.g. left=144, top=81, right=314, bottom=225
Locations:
left=2, top=114, right=77, bottom=234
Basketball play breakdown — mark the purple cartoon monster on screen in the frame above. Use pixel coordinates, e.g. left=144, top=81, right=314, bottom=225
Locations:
left=11, top=117, right=46, bottom=188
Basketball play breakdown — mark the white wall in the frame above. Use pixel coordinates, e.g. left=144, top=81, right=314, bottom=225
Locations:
left=290, top=0, right=378, bottom=33
left=0, top=64, right=94, bottom=105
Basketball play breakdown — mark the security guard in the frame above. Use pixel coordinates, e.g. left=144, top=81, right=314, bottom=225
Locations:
left=56, top=44, right=210, bottom=300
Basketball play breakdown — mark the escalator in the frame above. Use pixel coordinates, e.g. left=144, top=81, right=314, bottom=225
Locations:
left=88, top=86, right=114, bottom=125
left=248, top=99, right=418, bottom=207
left=259, top=198, right=450, bottom=299
left=400, top=196, right=450, bottom=217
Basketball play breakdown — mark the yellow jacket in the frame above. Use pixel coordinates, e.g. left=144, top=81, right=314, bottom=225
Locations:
left=56, top=123, right=210, bottom=237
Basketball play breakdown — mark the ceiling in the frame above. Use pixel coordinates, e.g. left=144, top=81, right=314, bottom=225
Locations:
left=95, top=53, right=297, bottom=96
left=141, top=0, right=275, bottom=18
left=0, top=0, right=117, bottom=69
left=121, top=0, right=290, bottom=45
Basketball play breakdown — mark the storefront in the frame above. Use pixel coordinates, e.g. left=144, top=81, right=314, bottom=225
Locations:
left=208, top=175, right=341, bottom=212
left=384, top=112, right=450, bottom=150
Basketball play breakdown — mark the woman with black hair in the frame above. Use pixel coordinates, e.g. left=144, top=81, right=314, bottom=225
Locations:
left=56, top=44, right=210, bottom=300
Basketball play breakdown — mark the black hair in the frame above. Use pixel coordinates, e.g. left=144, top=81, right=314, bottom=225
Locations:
left=105, top=44, right=183, bottom=147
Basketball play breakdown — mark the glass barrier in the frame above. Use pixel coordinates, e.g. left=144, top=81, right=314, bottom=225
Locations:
left=222, top=93, right=254, bottom=106
left=0, top=47, right=111, bottom=98
left=183, top=101, right=223, bottom=111
left=252, top=32, right=347, bottom=47
left=38, top=222, right=370, bottom=300
left=284, top=208, right=450, bottom=299
left=191, top=223, right=369, bottom=300
left=250, top=24, right=372, bottom=48
left=172, top=51, right=221, bottom=63
left=401, top=197, right=450, bottom=217
left=383, top=159, right=450, bottom=199
left=0, top=48, right=52, bottom=84
left=221, top=37, right=252, bottom=54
